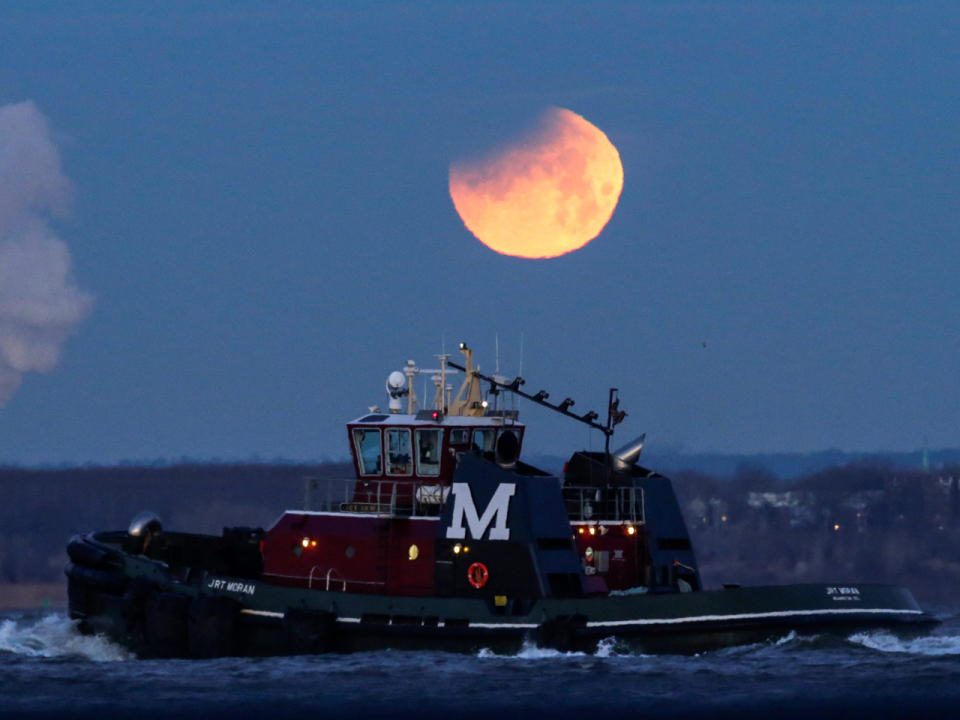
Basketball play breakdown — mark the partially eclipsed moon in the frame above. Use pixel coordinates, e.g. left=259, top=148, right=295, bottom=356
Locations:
left=449, top=107, right=623, bottom=259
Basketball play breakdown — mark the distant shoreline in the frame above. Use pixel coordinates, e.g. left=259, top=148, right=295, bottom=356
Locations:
left=0, top=583, right=67, bottom=611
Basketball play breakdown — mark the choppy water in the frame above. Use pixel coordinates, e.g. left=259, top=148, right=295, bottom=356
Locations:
left=3, top=608, right=960, bottom=719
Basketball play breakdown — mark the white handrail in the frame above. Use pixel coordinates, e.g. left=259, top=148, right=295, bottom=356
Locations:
left=325, top=567, right=347, bottom=592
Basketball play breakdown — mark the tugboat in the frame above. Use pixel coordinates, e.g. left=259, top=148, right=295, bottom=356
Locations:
left=66, top=343, right=936, bottom=656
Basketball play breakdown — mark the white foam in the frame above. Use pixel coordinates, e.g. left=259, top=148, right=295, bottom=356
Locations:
left=774, top=630, right=798, bottom=646
left=476, top=636, right=638, bottom=659
left=848, top=631, right=960, bottom=656
left=514, top=639, right=587, bottom=659
left=0, top=614, right=132, bottom=662
left=594, top=636, right=619, bottom=657
left=475, top=637, right=586, bottom=659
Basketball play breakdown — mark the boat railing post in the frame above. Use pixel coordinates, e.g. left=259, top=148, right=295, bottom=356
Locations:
left=325, top=567, right=347, bottom=592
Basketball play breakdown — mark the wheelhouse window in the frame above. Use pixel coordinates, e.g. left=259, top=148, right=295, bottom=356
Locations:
left=472, top=428, right=496, bottom=453
left=386, top=428, right=412, bottom=476
left=353, top=428, right=382, bottom=476
left=450, top=428, right=469, bottom=446
left=415, top=428, right=442, bottom=476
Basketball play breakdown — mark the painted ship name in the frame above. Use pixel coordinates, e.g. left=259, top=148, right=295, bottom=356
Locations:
left=207, top=578, right=256, bottom=595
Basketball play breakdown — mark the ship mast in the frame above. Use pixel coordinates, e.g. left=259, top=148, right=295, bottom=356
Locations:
left=447, top=350, right=621, bottom=437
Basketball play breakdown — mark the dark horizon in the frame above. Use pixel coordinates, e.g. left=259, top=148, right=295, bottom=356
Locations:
left=4, top=446, right=959, bottom=481
left=4, top=457, right=958, bottom=604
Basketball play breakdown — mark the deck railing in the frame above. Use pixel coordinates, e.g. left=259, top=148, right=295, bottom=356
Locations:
left=562, top=485, right=645, bottom=524
left=302, top=476, right=448, bottom=517
left=304, top=475, right=645, bottom=525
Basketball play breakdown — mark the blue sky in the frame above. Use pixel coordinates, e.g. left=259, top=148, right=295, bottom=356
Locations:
left=1, top=2, right=958, bottom=464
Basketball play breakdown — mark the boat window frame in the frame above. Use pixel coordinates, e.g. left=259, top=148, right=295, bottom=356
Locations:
left=352, top=427, right=383, bottom=476
left=472, top=428, right=496, bottom=453
left=415, top=428, right=442, bottom=477
left=385, top=427, right=413, bottom=477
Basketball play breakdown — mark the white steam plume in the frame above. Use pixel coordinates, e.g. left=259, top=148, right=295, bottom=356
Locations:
left=0, top=101, right=93, bottom=407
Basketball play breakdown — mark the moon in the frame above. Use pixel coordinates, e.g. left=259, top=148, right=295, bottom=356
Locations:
left=449, top=107, right=624, bottom=259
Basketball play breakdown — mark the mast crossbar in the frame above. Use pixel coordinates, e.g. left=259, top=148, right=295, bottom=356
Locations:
left=446, top=359, right=615, bottom=436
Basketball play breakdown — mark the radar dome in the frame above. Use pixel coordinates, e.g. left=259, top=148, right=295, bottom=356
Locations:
left=128, top=511, right=162, bottom=537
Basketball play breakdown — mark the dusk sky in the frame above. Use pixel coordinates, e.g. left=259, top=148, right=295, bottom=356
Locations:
left=1, top=2, right=958, bottom=465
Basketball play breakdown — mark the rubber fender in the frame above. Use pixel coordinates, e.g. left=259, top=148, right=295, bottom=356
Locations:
left=64, top=560, right=128, bottom=594
left=66, top=565, right=103, bottom=618
left=143, top=591, right=190, bottom=658
left=121, top=578, right=154, bottom=634
left=188, top=595, right=240, bottom=658
left=283, top=608, right=337, bottom=654
left=66, top=536, right=112, bottom=569
left=537, top=614, right=587, bottom=652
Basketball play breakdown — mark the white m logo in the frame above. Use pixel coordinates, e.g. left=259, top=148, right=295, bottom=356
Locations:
left=445, top=482, right=516, bottom=541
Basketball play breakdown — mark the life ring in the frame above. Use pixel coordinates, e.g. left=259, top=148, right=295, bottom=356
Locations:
left=467, top=562, right=489, bottom=589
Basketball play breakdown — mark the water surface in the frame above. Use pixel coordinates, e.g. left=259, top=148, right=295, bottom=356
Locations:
left=3, top=608, right=959, bottom=719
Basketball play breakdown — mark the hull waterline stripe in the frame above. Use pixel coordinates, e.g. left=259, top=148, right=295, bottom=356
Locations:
left=586, top=607, right=924, bottom=628
left=243, top=607, right=922, bottom=627
left=241, top=609, right=285, bottom=618
left=459, top=622, right=538, bottom=629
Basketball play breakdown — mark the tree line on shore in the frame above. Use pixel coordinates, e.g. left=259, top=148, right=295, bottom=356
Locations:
left=2, top=460, right=957, bottom=603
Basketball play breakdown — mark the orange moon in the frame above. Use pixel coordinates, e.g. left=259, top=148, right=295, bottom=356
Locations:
left=449, top=107, right=623, bottom=259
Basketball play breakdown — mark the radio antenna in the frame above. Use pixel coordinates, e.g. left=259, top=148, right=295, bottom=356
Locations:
left=518, top=332, right=524, bottom=378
